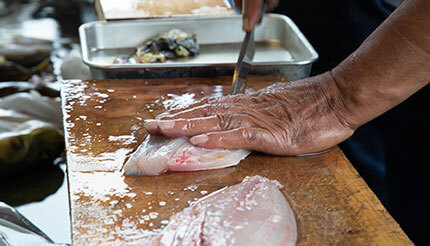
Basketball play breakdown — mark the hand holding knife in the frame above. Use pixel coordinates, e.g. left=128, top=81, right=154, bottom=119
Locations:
left=230, top=0, right=266, bottom=95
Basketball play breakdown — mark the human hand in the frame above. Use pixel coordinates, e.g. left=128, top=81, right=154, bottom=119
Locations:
left=233, top=0, right=279, bottom=31
left=144, top=72, right=356, bottom=156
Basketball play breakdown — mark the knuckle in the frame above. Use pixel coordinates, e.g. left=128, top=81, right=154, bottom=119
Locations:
left=277, top=129, right=302, bottom=155
left=216, top=114, right=229, bottom=130
left=210, top=103, right=229, bottom=114
left=184, top=119, right=194, bottom=131
left=241, top=128, right=258, bottom=144
left=216, top=114, right=243, bottom=130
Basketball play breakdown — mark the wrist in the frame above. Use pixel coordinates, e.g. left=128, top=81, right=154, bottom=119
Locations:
left=329, top=61, right=371, bottom=129
left=296, top=71, right=359, bottom=131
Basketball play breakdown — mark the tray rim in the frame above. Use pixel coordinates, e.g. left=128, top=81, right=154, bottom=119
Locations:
left=79, top=14, right=319, bottom=70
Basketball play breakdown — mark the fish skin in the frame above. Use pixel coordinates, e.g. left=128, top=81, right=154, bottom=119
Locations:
left=123, top=135, right=251, bottom=176
left=124, top=135, right=187, bottom=176
left=151, top=175, right=297, bottom=246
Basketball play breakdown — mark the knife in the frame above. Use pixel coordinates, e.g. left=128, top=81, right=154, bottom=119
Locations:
left=230, top=30, right=255, bottom=95
left=230, top=1, right=266, bottom=95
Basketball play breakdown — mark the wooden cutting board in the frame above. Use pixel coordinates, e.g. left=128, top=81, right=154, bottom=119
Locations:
left=62, top=75, right=412, bottom=245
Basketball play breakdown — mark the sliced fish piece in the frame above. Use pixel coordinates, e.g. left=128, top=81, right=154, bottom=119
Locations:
left=123, top=135, right=187, bottom=176
left=151, top=175, right=297, bottom=246
left=123, top=135, right=251, bottom=176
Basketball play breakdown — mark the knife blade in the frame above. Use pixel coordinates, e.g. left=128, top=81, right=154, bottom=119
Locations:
left=230, top=0, right=267, bottom=95
left=230, top=30, right=255, bottom=95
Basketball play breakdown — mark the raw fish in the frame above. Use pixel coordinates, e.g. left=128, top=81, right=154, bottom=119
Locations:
left=151, top=175, right=297, bottom=246
left=123, top=135, right=250, bottom=176
left=0, top=119, right=64, bottom=172
left=0, top=92, right=62, bottom=129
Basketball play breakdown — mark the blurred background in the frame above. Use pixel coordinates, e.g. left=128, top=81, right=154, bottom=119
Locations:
left=2, top=0, right=423, bottom=244
left=1, top=0, right=96, bottom=244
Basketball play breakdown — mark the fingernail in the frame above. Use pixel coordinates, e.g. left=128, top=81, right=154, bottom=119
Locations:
left=190, top=135, right=208, bottom=145
left=158, top=120, right=175, bottom=130
left=144, top=120, right=158, bottom=132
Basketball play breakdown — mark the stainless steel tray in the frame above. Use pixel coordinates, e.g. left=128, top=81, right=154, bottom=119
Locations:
left=79, top=14, right=318, bottom=81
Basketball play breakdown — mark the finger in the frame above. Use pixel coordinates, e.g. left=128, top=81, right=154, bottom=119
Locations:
left=233, top=0, right=242, bottom=11
left=157, top=117, right=221, bottom=137
left=243, top=0, right=264, bottom=31
left=157, top=103, right=245, bottom=121
left=266, top=0, right=279, bottom=11
left=190, top=127, right=282, bottom=154
left=155, top=96, right=236, bottom=119
left=156, top=92, right=261, bottom=119
left=157, top=92, right=264, bottom=119
left=157, top=99, right=277, bottom=123
left=155, top=97, right=211, bottom=119
left=156, top=114, right=256, bottom=137
left=143, top=119, right=160, bottom=134
left=157, top=104, right=216, bottom=120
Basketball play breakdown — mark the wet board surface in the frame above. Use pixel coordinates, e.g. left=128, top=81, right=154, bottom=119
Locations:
left=62, top=75, right=412, bottom=245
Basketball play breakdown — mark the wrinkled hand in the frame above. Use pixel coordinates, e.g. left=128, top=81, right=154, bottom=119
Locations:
left=233, top=0, right=279, bottom=31
left=144, top=72, right=356, bottom=156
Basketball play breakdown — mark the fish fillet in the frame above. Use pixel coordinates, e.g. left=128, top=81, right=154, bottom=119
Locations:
left=151, top=175, right=297, bottom=246
left=123, top=135, right=251, bottom=176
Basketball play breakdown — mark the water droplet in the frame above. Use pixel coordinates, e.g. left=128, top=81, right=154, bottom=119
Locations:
left=149, top=212, right=158, bottom=219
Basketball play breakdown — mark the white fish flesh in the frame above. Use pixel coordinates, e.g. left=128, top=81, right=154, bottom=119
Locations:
left=123, top=135, right=251, bottom=176
left=151, top=175, right=297, bottom=246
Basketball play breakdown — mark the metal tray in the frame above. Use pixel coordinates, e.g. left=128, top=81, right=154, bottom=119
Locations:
left=79, top=14, right=318, bottom=81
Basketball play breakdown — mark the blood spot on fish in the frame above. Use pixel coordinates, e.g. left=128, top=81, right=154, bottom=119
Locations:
left=173, top=151, right=193, bottom=165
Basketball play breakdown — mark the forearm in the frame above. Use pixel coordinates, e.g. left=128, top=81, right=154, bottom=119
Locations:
left=331, top=0, right=430, bottom=128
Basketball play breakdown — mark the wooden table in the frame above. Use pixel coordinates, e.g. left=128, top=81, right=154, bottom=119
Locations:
left=62, top=75, right=412, bottom=245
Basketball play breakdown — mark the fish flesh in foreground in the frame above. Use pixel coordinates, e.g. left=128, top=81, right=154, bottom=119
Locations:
left=151, top=175, right=297, bottom=246
left=123, top=135, right=250, bottom=176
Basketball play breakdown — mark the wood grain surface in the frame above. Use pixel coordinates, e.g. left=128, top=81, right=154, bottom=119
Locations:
left=62, top=75, right=412, bottom=245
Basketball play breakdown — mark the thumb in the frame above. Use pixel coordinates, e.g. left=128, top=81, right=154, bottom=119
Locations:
left=242, top=0, right=263, bottom=31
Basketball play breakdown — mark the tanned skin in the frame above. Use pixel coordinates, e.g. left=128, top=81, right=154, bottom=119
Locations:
left=144, top=0, right=430, bottom=156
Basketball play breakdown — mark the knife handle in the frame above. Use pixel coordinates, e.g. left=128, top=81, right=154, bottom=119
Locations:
left=259, top=1, right=267, bottom=24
